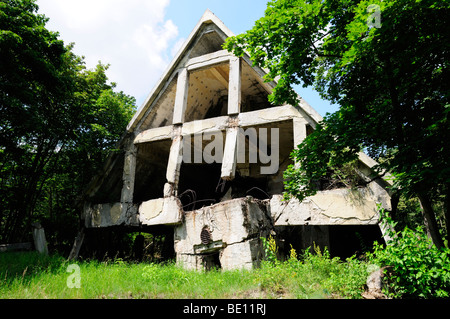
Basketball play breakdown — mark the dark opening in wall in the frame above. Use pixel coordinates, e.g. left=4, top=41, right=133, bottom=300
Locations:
left=177, top=162, right=227, bottom=211
left=135, top=226, right=176, bottom=262
left=202, top=250, right=222, bottom=271
left=275, top=225, right=384, bottom=261
left=88, top=151, right=125, bottom=204
left=232, top=120, right=294, bottom=199
left=229, top=173, right=271, bottom=200
left=80, top=225, right=175, bottom=262
left=240, top=61, right=274, bottom=112
left=133, top=139, right=171, bottom=203
left=328, top=225, right=384, bottom=259
left=274, top=225, right=330, bottom=260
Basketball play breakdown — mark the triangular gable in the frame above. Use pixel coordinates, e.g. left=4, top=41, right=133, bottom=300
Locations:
left=127, top=9, right=314, bottom=133
left=127, top=9, right=233, bottom=132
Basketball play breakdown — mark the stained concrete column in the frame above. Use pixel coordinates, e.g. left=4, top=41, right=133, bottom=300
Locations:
left=121, top=138, right=139, bottom=226
left=293, top=117, right=308, bottom=148
left=221, top=126, right=238, bottom=180
left=32, top=222, right=48, bottom=255
left=228, top=57, right=241, bottom=115
left=165, top=125, right=183, bottom=195
left=173, top=68, right=190, bottom=124
left=293, top=117, right=308, bottom=170
left=121, top=142, right=137, bottom=205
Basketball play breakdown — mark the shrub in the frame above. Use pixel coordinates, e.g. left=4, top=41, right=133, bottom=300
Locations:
left=370, top=209, right=450, bottom=298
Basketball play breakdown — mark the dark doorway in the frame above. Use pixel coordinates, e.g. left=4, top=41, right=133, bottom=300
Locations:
left=328, top=225, right=384, bottom=259
left=202, top=250, right=222, bottom=271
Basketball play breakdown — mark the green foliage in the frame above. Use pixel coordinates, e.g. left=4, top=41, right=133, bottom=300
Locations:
left=0, top=0, right=136, bottom=247
left=225, top=0, right=450, bottom=247
left=142, top=262, right=190, bottom=288
left=258, top=237, right=368, bottom=298
left=0, top=251, right=66, bottom=283
left=369, top=209, right=450, bottom=298
left=261, top=235, right=278, bottom=264
left=2, top=250, right=371, bottom=299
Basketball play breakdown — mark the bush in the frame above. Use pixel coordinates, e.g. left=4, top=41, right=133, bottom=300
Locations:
left=370, top=210, right=450, bottom=298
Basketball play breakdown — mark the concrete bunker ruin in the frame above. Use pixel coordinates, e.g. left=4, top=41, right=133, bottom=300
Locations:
left=82, top=10, right=392, bottom=270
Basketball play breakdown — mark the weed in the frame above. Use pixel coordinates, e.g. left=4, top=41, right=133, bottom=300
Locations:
left=1, top=247, right=370, bottom=299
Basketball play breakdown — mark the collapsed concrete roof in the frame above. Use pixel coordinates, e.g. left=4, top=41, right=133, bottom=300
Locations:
left=82, top=10, right=393, bottom=270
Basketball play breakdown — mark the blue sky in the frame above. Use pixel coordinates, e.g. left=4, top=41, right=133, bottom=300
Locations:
left=37, top=0, right=337, bottom=116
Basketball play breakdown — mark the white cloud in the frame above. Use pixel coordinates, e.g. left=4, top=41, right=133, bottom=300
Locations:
left=133, top=19, right=178, bottom=68
left=37, top=0, right=179, bottom=106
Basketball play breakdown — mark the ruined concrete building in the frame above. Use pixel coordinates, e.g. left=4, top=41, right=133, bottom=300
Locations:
left=83, top=10, right=392, bottom=270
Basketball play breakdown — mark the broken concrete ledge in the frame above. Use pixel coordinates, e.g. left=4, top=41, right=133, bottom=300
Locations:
left=270, top=187, right=385, bottom=226
left=139, top=196, right=183, bottom=226
left=85, top=185, right=388, bottom=229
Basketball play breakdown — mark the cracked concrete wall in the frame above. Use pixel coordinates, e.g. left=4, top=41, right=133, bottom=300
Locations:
left=84, top=202, right=139, bottom=228
left=174, top=197, right=271, bottom=270
left=270, top=185, right=390, bottom=227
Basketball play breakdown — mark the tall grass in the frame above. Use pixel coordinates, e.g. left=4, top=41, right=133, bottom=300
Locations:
left=0, top=249, right=369, bottom=299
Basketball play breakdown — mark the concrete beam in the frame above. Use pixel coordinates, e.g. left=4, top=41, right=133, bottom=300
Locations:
left=181, top=116, right=228, bottom=136
left=228, top=57, right=241, bottom=115
left=134, top=125, right=173, bottom=144
left=172, top=68, right=190, bottom=124
left=238, top=105, right=300, bottom=127
left=85, top=202, right=123, bottom=228
left=186, top=50, right=231, bottom=72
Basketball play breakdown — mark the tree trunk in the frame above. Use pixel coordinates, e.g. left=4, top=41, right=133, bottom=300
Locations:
left=417, top=193, right=444, bottom=249
left=444, top=184, right=450, bottom=247
left=68, top=228, right=85, bottom=261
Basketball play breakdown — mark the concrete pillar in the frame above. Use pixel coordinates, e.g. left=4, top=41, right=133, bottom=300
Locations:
left=228, top=57, right=241, bottom=115
left=166, top=126, right=183, bottom=188
left=293, top=117, right=308, bottom=148
left=173, top=68, right=190, bottom=124
left=293, top=118, right=308, bottom=170
left=121, top=143, right=137, bottom=205
left=221, top=126, right=238, bottom=180
left=32, top=222, right=48, bottom=255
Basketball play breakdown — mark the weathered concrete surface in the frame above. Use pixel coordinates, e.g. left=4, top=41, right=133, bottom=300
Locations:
left=134, top=126, right=173, bottom=144
left=139, top=196, right=183, bottom=226
left=238, top=105, right=301, bottom=127
left=85, top=202, right=122, bottom=227
left=32, top=222, right=48, bottom=255
left=271, top=186, right=389, bottom=226
left=174, top=197, right=271, bottom=270
left=84, top=202, right=138, bottom=227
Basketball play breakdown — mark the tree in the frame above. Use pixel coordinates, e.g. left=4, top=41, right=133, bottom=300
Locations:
left=0, top=0, right=135, bottom=246
left=224, top=0, right=450, bottom=248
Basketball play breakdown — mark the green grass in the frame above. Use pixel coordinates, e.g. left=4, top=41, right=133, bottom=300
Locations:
left=0, top=251, right=370, bottom=299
